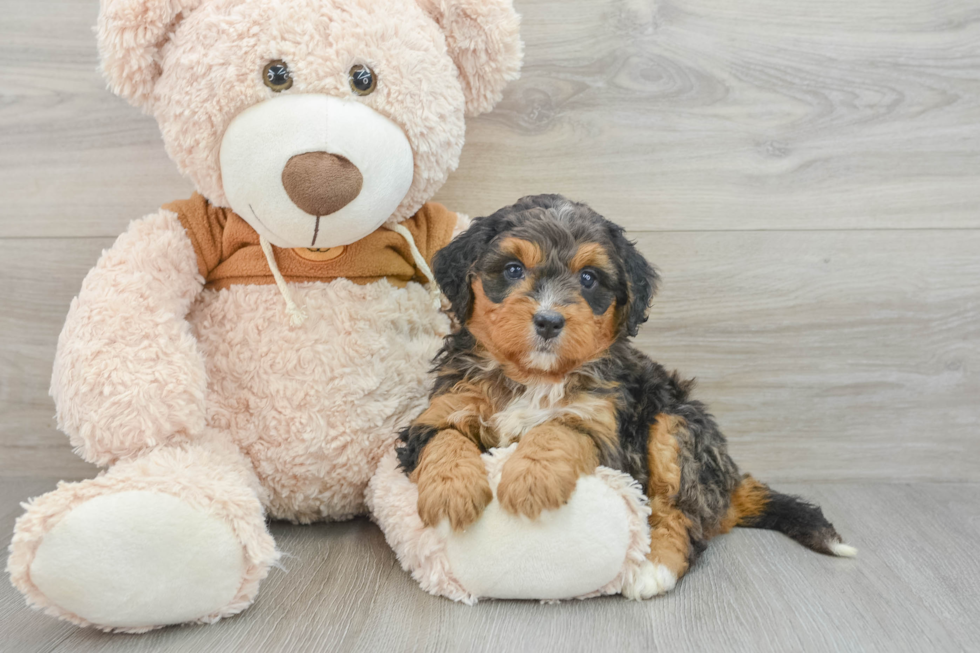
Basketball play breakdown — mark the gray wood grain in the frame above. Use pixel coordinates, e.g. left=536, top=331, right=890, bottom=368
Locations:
left=2, top=0, right=979, bottom=647
left=1, top=0, right=979, bottom=236
left=0, top=239, right=110, bottom=480
left=1, top=478, right=978, bottom=653
left=3, top=231, right=976, bottom=481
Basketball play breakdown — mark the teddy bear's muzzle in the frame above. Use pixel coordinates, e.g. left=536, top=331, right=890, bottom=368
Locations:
left=219, top=93, right=415, bottom=249
left=282, top=151, right=364, bottom=217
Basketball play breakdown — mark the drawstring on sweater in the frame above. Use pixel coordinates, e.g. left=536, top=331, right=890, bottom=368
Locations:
left=260, top=236, right=308, bottom=326
left=384, top=222, right=444, bottom=311
left=260, top=224, right=443, bottom=326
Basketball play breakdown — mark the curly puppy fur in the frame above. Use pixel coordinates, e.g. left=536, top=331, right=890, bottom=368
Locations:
left=398, top=194, right=853, bottom=588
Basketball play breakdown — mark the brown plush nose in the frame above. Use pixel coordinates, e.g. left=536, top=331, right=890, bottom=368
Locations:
left=281, top=152, right=363, bottom=217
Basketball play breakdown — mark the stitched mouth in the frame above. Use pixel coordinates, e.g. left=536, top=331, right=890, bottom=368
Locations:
left=312, top=216, right=321, bottom=247
left=248, top=204, right=291, bottom=246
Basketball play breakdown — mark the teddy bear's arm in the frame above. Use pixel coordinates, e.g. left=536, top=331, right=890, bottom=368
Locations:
left=50, top=209, right=208, bottom=467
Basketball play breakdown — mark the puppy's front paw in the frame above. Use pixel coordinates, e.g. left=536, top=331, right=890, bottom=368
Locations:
left=622, top=560, right=678, bottom=600
left=415, top=466, right=492, bottom=532
left=497, top=455, right=579, bottom=520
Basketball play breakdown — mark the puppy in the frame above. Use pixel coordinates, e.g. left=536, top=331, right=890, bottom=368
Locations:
left=397, top=195, right=854, bottom=599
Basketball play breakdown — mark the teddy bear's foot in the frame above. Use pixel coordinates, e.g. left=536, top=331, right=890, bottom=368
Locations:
left=30, top=490, right=248, bottom=629
left=7, top=441, right=278, bottom=632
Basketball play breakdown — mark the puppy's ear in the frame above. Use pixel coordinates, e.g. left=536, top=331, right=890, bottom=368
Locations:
left=419, top=0, right=523, bottom=116
left=98, top=0, right=202, bottom=109
left=433, top=217, right=504, bottom=322
left=607, top=224, right=659, bottom=337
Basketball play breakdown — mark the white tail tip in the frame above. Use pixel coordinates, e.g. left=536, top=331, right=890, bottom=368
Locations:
left=830, top=542, right=858, bottom=558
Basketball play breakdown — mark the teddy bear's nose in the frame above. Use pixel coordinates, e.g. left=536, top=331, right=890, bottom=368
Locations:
left=281, top=152, right=364, bottom=216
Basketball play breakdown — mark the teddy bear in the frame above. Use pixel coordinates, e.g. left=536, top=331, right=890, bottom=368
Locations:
left=6, top=0, right=521, bottom=633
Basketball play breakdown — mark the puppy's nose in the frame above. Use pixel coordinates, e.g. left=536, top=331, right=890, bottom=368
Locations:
left=281, top=152, right=363, bottom=216
left=533, top=311, right=565, bottom=340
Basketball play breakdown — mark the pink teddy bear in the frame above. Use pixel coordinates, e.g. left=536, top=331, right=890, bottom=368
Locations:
left=7, top=0, right=521, bottom=632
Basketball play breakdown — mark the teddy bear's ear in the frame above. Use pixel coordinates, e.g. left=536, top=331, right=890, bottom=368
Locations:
left=419, top=0, right=523, bottom=117
left=97, top=0, right=204, bottom=109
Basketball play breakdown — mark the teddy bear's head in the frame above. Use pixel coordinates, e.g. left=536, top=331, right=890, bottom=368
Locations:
left=98, top=0, right=522, bottom=248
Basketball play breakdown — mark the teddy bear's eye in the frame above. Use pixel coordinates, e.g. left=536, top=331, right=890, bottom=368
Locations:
left=349, top=65, right=377, bottom=96
left=263, top=60, right=293, bottom=92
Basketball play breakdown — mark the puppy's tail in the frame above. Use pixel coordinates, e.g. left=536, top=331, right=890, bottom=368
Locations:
left=727, top=475, right=857, bottom=558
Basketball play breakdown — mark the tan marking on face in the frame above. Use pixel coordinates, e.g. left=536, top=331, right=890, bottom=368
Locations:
left=569, top=242, right=611, bottom=273
left=496, top=422, right=600, bottom=520
left=646, top=414, right=693, bottom=579
left=468, top=271, right=621, bottom=382
left=412, top=429, right=492, bottom=531
left=468, top=278, right=540, bottom=380
left=499, top=237, right=543, bottom=268
left=552, top=298, right=617, bottom=371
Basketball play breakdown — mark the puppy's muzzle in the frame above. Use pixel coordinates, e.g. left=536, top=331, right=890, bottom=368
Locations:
left=282, top=152, right=363, bottom=217
left=533, top=311, right=565, bottom=340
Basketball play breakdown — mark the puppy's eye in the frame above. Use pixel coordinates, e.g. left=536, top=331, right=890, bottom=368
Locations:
left=349, top=64, right=377, bottom=95
left=503, top=262, right=525, bottom=281
left=580, top=269, right=598, bottom=289
left=263, top=60, right=293, bottom=92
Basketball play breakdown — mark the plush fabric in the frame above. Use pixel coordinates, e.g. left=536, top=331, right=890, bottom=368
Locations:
left=7, top=0, right=521, bottom=632
left=367, top=445, right=652, bottom=604
left=167, top=193, right=457, bottom=290
left=49, top=209, right=209, bottom=468
left=7, top=437, right=276, bottom=633
left=30, top=491, right=247, bottom=630
left=219, top=94, right=416, bottom=248
left=98, top=0, right=521, bottom=221
left=8, top=208, right=454, bottom=631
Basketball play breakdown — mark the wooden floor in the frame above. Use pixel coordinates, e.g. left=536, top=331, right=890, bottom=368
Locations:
left=1, top=0, right=979, bottom=650
left=1, top=0, right=978, bottom=482
left=2, top=478, right=979, bottom=653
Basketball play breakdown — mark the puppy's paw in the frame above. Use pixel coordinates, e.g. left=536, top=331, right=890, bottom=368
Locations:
left=622, top=560, right=678, bottom=600
left=416, top=466, right=492, bottom=532
left=497, top=455, right=579, bottom=520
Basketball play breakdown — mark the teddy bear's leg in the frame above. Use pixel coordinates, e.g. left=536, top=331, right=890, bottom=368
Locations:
left=6, top=436, right=277, bottom=633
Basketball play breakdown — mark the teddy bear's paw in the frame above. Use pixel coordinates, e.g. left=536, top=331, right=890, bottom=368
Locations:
left=621, top=560, right=678, bottom=600
left=27, top=490, right=249, bottom=630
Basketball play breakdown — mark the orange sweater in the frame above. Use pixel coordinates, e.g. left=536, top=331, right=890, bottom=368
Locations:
left=164, top=193, right=458, bottom=290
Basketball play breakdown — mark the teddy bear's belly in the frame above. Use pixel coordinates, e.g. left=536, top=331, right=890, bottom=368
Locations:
left=188, top=279, right=448, bottom=523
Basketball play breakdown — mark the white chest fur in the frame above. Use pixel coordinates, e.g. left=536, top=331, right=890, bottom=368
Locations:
left=491, top=382, right=569, bottom=446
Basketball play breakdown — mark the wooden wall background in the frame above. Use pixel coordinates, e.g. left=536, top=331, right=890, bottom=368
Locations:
left=1, top=0, right=977, bottom=482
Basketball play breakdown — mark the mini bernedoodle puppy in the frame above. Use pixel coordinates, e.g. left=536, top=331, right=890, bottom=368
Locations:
left=397, top=194, right=855, bottom=599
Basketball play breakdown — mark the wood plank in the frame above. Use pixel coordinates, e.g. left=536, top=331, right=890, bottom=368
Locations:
left=0, top=478, right=80, bottom=653
left=0, top=238, right=112, bottom=480
left=0, top=0, right=193, bottom=239
left=439, top=0, right=980, bottom=232
left=1, top=230, right=977, bottom=481
left=1, top=479, right=977, bottom=652
left=634, top=229, right=980, bottom=482
left=1, top=0, right=978, bottom=237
